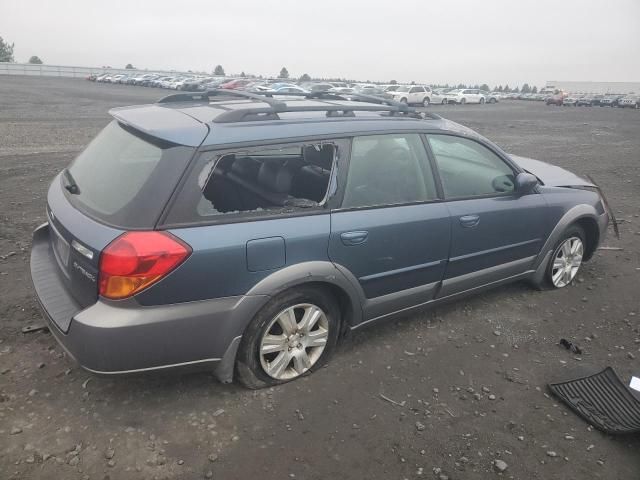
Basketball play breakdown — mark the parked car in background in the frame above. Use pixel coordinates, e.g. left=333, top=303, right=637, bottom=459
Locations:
left=30, top=90, right=609, bottom=388
left=480, top=90, right=499, bottom=104
left=576, top=95, right=599, bottom=106
left=305, top=83, right=336, bottom=93
left=332, top=87, right=356, bottom=95
left=201, top=78, right=227, bottom=90
left=599, top=94, right=623, bottom=107
left=618, top=94, right=639, bottom=108
left=563, top=94, right=582, bottom=106
left=219, top=79, right=253, bottom=90
left=388, top=85, right=432, bottom=106
left=268, top=85, right=311, bottom=94
left=431, top=88, right=453, bottom=104
left=445, top=89, right=485, bottom=104
left=545, top=93, right=564, bottom=106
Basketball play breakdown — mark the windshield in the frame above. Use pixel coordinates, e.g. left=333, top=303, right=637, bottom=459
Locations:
left=66, top=121, right=194, bottom=228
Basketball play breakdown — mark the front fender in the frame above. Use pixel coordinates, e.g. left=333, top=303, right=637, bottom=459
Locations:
left=531, top=203, right=605, bottom=284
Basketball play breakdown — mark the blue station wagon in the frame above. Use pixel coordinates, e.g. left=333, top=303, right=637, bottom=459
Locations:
left=30, top=90, right=610, bottom=388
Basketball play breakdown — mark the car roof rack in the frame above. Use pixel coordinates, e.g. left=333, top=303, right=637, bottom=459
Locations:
left=212, top=104, right=425, bottom=123
left=157, top=88, right=440, bottom=123
left=261, top=90, right=411, bottom=110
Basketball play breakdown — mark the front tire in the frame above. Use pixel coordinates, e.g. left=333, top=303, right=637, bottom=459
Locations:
left=545, top=225, right=586, bottom=289
left=460, top=98, right=466, bottom=105
left=422, top=97, right=430, bottom=107
left=235, top=286, right=340, bottom=389
left=480, top=97, right=485, bottom=104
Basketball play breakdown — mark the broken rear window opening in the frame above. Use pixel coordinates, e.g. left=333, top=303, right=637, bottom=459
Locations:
left=194, top=142, right=337, bottom=218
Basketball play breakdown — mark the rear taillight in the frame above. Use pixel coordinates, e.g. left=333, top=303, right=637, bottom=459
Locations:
left=99, top=231, right=191, bottom=300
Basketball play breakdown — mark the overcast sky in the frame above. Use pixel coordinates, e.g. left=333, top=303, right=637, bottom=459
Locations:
left=1, top=0, right=639, bottom=88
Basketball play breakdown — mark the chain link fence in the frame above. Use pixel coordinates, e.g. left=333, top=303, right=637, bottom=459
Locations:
left=0, top=62, right=187, bottom=78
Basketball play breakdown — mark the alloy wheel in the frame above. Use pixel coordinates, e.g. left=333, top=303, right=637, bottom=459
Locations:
left=259, top=303, right=329, bottom=380
left=551, top=237, right=583, bottom=288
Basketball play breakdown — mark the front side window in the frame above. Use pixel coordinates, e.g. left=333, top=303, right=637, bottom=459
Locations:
left=427, top=135, right=515, bottom=198
left=341, top=134, right=437, bottom=209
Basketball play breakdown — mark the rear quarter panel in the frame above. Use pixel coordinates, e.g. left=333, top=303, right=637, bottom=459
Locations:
left=134, top=214, right=331, bottom=305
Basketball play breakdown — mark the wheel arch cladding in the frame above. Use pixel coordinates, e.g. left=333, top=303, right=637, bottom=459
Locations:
left=245, top=261, right=363, bottom=328
left=300, top=281, right=355, bottom=335
left=574, top=216, right=599, bottom=261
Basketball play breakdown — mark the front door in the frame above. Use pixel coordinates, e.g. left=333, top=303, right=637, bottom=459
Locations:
left=329, top=133, right=451, bottom=322
left=425, top=133, right=550, bottom=297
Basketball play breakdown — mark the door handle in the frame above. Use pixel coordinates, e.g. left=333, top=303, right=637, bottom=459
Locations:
left=340, top=231, right=368, bottom=246
left=459, top=215, right=480, bottom=228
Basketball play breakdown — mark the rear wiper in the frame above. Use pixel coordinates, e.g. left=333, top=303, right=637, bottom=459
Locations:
left=62, top=168, right=80, bottom=195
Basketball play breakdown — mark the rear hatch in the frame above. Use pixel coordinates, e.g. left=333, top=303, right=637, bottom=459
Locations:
left=36, top=119, right=198, bottom=330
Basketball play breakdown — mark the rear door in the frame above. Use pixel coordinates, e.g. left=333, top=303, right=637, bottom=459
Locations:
left=409, top=86, right=424, bottom=103
left=425, top=134, right=549, bottom=297
left=329, top=133, right=450, bottom=322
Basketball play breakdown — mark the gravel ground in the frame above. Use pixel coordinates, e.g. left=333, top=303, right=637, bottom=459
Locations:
left=1, top=76, right=639, bottom=480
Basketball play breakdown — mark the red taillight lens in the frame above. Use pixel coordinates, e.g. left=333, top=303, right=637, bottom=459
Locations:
left=99, top=231, right=191, bottom=300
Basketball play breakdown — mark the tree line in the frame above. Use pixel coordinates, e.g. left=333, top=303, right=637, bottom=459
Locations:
left=1, top=36, right=542, bottom=92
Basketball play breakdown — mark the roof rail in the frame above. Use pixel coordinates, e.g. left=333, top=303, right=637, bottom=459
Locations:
left=157, top=89, right=286, bottom=109
left=258, top=90, right=412, bottom=111
left=212, top=104, right=424, bottom=123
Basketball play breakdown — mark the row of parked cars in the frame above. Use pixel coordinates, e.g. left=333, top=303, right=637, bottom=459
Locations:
left=89, top=72, right=638, bottom=110
left=86, top=73, right=507, bottom=107
left=545, top=91, right=639, bottom=108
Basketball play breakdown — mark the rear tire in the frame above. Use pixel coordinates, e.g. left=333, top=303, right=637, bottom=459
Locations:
left=235, top=286, right=340, bottom=389
left=400, top=97, right=408, bottom=104
left=489, top=98, right=496, bottom=104
left=480, top=98, right=485, bottom=104
left=460, top=98, right=466, bottom=105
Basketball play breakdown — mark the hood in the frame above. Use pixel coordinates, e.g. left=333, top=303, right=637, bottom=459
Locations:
left=509, top=155, right=594, bottom=187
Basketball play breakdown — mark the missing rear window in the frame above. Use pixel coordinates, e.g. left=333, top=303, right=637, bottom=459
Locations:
left=166, top=142, right=338, bottom=225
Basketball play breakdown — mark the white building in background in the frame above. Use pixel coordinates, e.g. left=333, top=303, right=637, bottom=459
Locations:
left=545, top=81, right=640, bottom=94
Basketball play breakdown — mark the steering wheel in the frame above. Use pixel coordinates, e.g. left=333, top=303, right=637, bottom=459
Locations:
left=492, top=175, right=515, bottom=193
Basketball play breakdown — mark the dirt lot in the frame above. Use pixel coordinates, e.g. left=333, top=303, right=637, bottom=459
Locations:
left=1, top=76, right=639, bottom=480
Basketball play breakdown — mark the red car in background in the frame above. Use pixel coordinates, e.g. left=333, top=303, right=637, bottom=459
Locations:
left=545, top=92, right=564, bottom=106
left=218, top=79, right=253, bottom=90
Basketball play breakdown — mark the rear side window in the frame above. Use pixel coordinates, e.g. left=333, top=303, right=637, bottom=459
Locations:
left=427, top=134, right=515, bottom=198
left=164, top=141, right=341, bottom=226
left=65, top=121, right=194, bottom=228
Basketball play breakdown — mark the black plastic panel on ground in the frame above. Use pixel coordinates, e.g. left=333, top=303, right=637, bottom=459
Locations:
left=549, top=367, right=640, bottom=434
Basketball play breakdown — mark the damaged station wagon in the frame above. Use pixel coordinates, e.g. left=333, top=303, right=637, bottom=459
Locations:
left=31, top=90, right=611, bottom=388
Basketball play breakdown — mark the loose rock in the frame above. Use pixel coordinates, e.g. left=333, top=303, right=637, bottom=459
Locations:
left=494, top=459, right=508, bottom=472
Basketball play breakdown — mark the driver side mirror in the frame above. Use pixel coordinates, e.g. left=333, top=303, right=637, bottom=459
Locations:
left=515, top=172, right=538, bottom=194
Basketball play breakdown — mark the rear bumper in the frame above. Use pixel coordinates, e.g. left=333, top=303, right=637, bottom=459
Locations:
left=30, top=223, right=267, bottom=381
